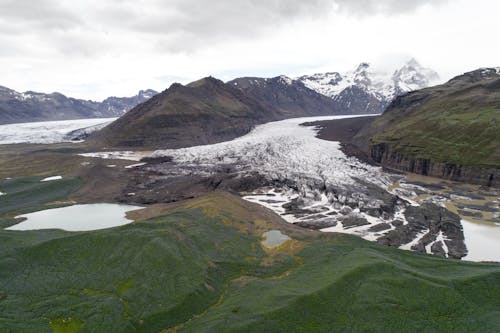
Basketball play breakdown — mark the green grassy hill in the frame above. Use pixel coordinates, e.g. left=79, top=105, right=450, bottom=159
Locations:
left=1, top=193, right=499, bottom=332
left=356, top=68, right=500, bottom=168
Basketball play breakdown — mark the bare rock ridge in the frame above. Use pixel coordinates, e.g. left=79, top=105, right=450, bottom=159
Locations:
left=0, top=86, right=157, bottom=124
left=227, top=75, right=344, bottom=116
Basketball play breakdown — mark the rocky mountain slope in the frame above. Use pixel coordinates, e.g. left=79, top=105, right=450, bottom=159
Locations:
left=354, top=67, right=500, bottom=186
left=227, top=75, right=339, bottom=116
left=297, top=59, right=439, bottom=114
left=92, top=76, right=339, bottom=149
left=0, top=86, right=157, bottom=124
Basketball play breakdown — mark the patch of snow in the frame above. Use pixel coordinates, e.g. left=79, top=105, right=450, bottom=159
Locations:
left=40, top=176, right=62, bottom=182
left=425, top=231, right=449, bottom=257
left=278, top=75, right=293, bottom=85
left=79, top=151, right=150, bottom=161
left=399, top=229, right=429, bottom=251
left=125, top=163, right=147, bottom=169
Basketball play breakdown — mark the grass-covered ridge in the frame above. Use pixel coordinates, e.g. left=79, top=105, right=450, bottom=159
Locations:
left=0, top=176, right=81, bottom=228
left=0, top=193, right=499, bottom=332
left=363, top=70, right=500, bottom=167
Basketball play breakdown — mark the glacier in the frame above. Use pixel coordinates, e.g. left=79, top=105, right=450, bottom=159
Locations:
left=0, top=118, right=117, bottom=144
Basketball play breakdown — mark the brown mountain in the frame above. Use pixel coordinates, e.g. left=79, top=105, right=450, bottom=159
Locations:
left=227, top=75, right=338, bottom=116
left=92, top=76, right=339, bottom=149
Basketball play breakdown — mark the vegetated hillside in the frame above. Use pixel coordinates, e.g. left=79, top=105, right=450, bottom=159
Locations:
left=0, top=85, right=157, bottom=124
left=0, top=192, right=499, bottom=332
left=92, top=76, right=338, bottom=149
left=355, top=68, right=500, bottom=186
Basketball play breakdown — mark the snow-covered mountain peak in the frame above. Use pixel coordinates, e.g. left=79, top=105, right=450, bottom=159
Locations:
left=296, top=59, right=439, bottom=114
left=392, top=59, right=440, bottom=93
left=354, top=62, right=370, bottom=73
left=138, top=89, right=157, bottom=99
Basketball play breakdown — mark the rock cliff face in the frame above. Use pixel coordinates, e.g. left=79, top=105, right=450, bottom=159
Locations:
left=370, top=143, right=499, bottom=186
left=354, top=67, right=500, bottom=187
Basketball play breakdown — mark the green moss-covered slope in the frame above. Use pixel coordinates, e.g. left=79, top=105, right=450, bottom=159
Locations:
left=0, top=193, right=498, bottom=333
left=358, top=68, right=500, bottom=167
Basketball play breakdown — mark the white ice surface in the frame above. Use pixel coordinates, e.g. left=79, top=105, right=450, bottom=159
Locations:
left=154, top=115, right=392, bottom=190
left=0, top=118, right=117, bottom=144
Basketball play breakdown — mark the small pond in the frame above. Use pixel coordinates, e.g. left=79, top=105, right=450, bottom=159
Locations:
left=5, top=203, right=142, bottom=231
left=262, top=230, right=291, bottom=248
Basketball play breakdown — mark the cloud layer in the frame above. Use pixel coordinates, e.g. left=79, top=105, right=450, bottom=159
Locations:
left=0, top=0, right=496, bottom=100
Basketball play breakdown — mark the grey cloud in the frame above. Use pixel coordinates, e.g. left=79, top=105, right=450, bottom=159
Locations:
left=89, top=0, right=448, bottom=52
left=333, top=0, right=449, bottom=16
left=0, top=0, right=80, bottom=31
left=0, top=0, right=448, bottom=57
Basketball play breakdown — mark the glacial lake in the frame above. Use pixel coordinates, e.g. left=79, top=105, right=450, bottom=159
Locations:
left=5, top=203, right=142, bottom=231
left=462, top=219, right=500, bottom=262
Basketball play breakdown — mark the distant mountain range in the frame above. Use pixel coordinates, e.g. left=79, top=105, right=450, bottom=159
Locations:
left=0, top=59, right=438, bottom=125
left=0, top=87, right=157, bottom=124
left=91, top=60, right=441, bottom=149
left=297, top=58, right=440, bottom=114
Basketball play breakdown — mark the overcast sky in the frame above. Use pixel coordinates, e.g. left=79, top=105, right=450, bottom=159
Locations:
left=1, top=0, right=499, bottom=100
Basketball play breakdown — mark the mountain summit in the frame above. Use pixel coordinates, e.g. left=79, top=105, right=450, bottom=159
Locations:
left=297, top=59, right=440, bottom=114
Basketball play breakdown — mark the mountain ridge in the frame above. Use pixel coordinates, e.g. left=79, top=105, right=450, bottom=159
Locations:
left=353, top=67, right=500, bottom=186
left=0, top=86, right=157, bottom=124
left=297, top=59, right=440, bottom=114
left=92, top=76, right=339, bottom=148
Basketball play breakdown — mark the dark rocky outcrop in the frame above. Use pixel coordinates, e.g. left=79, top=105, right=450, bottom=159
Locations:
left=377, top=203, right=467, bottom=259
